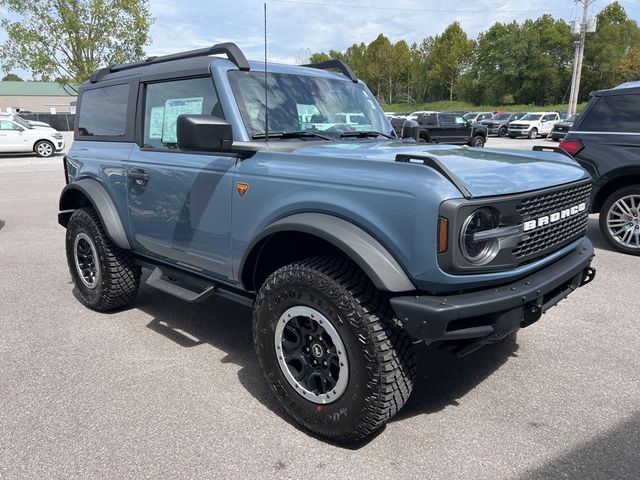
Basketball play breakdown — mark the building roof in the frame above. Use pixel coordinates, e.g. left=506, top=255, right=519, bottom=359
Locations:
left=0, top=81, right=77, bottom=96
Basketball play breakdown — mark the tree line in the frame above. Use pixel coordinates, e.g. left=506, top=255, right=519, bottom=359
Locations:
left=309, top=2, right=640, bottom=106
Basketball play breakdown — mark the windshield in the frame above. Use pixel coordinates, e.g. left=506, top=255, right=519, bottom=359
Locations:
left=567, top=114, right=579, bottom=122
left=492, top=114, right=510, bottom=120
left=12, top=116, right=33, bottom=128
left=228, top=71, right=393, bottom=139
left=521, top=114, right=542, bottom=121
left=463, top=113, right=477, bottom=120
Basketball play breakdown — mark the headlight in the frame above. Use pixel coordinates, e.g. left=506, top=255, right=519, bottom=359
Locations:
left=52, top=132, right=63, bottom=139
left=460, top=208, right=501, bottom=265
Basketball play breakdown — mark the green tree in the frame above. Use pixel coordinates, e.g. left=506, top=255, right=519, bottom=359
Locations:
left=427, top=22, right=474, bottom=101
left=1, top=73, right=23, bottom=81
left=0, top=0, right=153, bottom=84
left=582, top=1, right=640, bottom=96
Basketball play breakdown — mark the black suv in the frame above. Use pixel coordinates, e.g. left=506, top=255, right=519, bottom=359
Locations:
left=480, top=112, right=526, bottom=137
left=403, top=112, right=487, bottom=147
left=560, top=82, right=640, bottom=255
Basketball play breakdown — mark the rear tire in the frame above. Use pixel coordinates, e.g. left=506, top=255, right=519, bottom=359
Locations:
left=253, top=256, right=416, bottom=443
left=599, top=186, right=640, bottom=255
left=65, top=207, right=141, bottom=310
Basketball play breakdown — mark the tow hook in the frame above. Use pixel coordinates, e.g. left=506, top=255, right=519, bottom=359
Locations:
left=580, top=267, right=596, bottom=286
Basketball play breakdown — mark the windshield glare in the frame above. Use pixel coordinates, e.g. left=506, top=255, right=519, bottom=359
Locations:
left=228, top=71, right=393, bottom=139
left=521, top=114, right=542, bottom=121
left=567, top=114, right=579, bottom=122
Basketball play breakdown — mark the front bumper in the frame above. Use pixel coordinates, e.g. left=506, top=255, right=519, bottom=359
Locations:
left=390, top=237, right=595, bottom=349
left=508, top=128, right=529, bottom=136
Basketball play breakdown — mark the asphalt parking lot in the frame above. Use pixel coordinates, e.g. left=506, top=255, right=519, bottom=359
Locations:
left=1, top=132, right=638, bottom=479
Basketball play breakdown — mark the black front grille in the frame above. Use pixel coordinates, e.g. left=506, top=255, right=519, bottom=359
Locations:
left=513, top=182, right=592, bottom=259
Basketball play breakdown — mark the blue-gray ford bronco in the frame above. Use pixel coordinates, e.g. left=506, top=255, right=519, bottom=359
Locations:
left=59, top=43, right=596, bottom=442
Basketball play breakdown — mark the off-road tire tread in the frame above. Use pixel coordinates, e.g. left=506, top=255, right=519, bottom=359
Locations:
left=66, top=207, right=140, bottom=311
left=253, top=256, right=416, bottom=443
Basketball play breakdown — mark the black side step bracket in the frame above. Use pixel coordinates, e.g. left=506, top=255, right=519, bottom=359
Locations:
left=146, top=267, right=254, bottom=307
left=395, top=153, right=473, bottom=199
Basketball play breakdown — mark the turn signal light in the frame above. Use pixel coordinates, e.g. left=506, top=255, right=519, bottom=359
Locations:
left=437, top=217, right=449, bottom=254
left=559, top=138, right=584, bottom=157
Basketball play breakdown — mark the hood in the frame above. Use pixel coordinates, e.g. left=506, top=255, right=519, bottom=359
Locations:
left=291, top=141, right=589, bottom=198
left=554, top=121, right=574, bottom=128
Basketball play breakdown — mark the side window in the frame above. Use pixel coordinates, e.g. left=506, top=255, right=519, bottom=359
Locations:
left=0, top=120, right=18, bottom=130
left=453, top=115, right=466, bottom=125
left=439, top=113, right=454, bottom=125
left=143, top=77, right=221, bottom=150
left=580, top=94, right=640, bottom=133
left=78, top=84, right=129, bottom=137
left=543, top=114, right=554, bottom=121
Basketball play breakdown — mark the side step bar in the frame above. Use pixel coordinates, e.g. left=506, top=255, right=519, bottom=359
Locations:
left=146, top=267, right=255, bottom=307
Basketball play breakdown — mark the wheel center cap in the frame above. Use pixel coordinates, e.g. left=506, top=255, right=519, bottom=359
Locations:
left=310, top=343, right=324, bottom=358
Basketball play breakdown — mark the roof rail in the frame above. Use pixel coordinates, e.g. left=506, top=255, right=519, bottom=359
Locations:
left=302, top=59, right=358, bottom=83
left=89, top=42, right=250, bottom=83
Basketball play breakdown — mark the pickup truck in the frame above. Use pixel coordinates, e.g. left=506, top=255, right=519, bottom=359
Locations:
left=403, top=112, right=488, bottom=147
left=58, top=43, right=596, bottom=443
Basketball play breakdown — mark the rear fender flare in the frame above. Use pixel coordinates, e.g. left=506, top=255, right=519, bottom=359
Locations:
left=58, top=178, right=131, bottom=250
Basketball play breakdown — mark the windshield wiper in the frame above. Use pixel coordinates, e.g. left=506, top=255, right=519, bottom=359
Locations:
left=339, top=130, right=395, bottom=139
left=252, top=130, right=334, bottom=141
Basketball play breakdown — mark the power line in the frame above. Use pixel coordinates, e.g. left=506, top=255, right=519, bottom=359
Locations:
left=269, top=0, right=574, bottom=14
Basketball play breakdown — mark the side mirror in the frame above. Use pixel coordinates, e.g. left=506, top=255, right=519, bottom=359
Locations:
left=541, top=119, right=547, bottom=123
left=401, top=119, right=419, bottom=139
left=466, top=120, right=472, bottom=127
left=177, top=114, right=233, bottom=151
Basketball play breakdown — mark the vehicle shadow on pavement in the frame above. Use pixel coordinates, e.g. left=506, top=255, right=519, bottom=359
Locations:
left=514, top=411, right=640, bottom=480
left=587, top=216, right=618, bottom=254
left=393, top=335, right=519, bottom=421
left=133, top=277, right=524, bottom=447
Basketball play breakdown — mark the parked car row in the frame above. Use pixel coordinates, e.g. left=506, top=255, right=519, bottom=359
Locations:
left=386, top=110, right=574, bottom=140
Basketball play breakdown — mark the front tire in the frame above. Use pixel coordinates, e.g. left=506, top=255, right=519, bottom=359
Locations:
left=65, top=207, right=141, bottom=310
left=34, top=140, right=54, bottom=157
left=253, top=257, right=416, bottom=443
left=599, top=186, right=640, bottom=255
left=528, top=128, right=538, bottom=139
left=498, top=127, right=508, bottom=137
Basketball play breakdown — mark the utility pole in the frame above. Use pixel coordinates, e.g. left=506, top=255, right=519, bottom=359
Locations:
left=568, top=0, right=597, bottom=115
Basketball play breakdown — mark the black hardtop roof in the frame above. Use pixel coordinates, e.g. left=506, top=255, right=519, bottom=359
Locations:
left=85, top=42, right=358, bottom=86
left=592, top=81, right=640, bottom=97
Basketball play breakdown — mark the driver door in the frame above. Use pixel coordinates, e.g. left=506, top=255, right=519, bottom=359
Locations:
left=0, top=120, right=28, bottom=152
left=127, top=76, right=237, bottom=281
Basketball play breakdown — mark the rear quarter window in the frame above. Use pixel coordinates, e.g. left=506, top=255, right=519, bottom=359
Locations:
left=579, top=93, right=640, bottom=133
left=77, top=84, right=129, bottom=137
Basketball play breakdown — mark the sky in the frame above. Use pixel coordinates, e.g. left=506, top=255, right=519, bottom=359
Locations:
left=1, top=0, right=640, bottom=79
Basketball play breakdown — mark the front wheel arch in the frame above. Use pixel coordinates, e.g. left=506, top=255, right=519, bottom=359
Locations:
left=239, top=214, right=415, bottom=293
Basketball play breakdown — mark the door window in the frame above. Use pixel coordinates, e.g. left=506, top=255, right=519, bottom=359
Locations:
left=0, top=120, right=18, bottom=130
left=142, top=77, right=222, bottom=150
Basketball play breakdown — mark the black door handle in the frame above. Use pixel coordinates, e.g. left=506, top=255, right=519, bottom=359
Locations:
left=129, top=170, right=149, bottom=183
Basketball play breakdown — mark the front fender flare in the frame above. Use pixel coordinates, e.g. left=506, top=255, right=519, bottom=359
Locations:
left=58, top=178, right=131, bottom=250
left=241, top=213, right=416, bottom=292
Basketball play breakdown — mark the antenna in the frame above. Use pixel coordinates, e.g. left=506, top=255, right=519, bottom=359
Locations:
left=264, top=2, right=269, bottom=141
